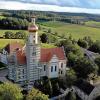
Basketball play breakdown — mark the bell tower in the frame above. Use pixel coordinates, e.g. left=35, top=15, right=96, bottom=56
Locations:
left=26, top=16, right=41, bottom=84
left=27, top=16, right=38, bottom=44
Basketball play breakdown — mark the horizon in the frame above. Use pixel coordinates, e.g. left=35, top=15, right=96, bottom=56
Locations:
left=0, top=0, right=100, bottom=14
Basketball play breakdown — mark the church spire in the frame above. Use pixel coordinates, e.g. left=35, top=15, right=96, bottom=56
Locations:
left=31, top=16, right=36, bottom=25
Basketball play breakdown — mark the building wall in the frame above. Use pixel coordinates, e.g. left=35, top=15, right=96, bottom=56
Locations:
left=48, top=55, right=59, bottom=78
left=40, top=62, right=47, bottom=77
left=0, top=53, right=8, bottom=64
left=58, top=60, right=66, bottom=77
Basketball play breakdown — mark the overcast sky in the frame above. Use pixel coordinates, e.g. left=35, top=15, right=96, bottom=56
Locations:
left=0, top=0, right=100, bottom=14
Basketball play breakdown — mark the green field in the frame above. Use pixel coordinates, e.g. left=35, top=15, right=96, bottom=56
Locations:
left=0, top=21, right=100, bottom=49
left=0, top=39, right=55, bottom=49
left=41, top=21, right=100, bottom=40
left=0, top=15, right=6, bottom=19
left=0, top=39, right=24, bottom=49
left=85, top=21, right=100, bottom=28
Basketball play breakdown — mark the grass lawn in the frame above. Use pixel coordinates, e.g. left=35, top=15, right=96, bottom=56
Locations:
left=0, top=15, right=6, bottom=19
left=41, top=43, right=56, bottom=48
left=0, top=39, right=24, bottom=49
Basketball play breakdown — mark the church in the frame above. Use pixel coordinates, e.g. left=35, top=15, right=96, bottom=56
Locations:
left=8, top=17, right=67, bottom=88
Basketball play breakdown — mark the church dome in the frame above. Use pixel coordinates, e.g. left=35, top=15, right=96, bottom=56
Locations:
left=28, top=17, right=38, bottom=32
left=28, top=24, right=38, bottom=32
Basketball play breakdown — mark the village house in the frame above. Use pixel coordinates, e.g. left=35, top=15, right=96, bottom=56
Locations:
left=7, top=17, right=67, bottom=88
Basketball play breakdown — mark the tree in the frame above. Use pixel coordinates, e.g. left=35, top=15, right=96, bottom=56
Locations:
left=83, top=36, right=93, bottom=47
left=15, top=31, right=26, bottom=39
left=0, top=82, right=23, bottom=100
left=67, top=52, right=78, bottom=67
left=78, top=39, right=88, bottom=48
left=26, top=88, right=49, bottom=100
left=65, top=91, right=76, bottom=100
left=89, top=40, right=100, bottom=54
left=43, top=78, right=53, bottom=97
left=95, top=57, right=100, bottom=74
left=4, top=31, right=14, bottom=39
left=66, top=69, right=77, bottom=87
left=73, top=58, right=98, bottom=79
left=40, top=33, right=48, bottom=43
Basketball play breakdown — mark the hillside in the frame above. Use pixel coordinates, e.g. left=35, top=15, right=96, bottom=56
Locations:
left=0, top=9, right=100, bottom=49
left=41, top=21, right=100, bottom=40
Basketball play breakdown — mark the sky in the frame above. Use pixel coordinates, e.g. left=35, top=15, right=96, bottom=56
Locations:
left=0, top=0, right=100, bottom=14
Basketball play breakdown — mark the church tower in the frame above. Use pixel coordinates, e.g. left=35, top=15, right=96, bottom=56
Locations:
left=26, top=16, right=41, bottom=84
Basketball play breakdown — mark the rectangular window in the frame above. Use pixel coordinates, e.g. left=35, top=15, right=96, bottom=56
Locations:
left=44, top=65, right=46, bottom=71
left=33, top=52, right=36, bottom=56
left=51, top=66, right=53, bottom=72
left=55, top=66, right=57, bottom=71
left=61, top=63, right=63, bottom=68
left=23, top=69, right=24, bottom=74
left=61, top=70, right=63, bottom=74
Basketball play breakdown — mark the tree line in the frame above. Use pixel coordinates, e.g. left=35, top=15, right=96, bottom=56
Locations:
left=3, top=31, right=26, bottom=39
left=0, top=17, right=28, bottom=30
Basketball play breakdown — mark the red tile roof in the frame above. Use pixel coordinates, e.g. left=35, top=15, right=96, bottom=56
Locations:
left=5, top=42, right=23, bottom=54
left=16, top=47, right=66, bottom=64
left=40, top=47, right=66, bottom=62
left=16, top=50, right=26, bottom=65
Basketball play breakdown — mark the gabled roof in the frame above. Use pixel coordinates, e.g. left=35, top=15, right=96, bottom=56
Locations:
left=15, top=47, right=66, bottom=65
left=4, top=42, right=23, bottom=54
left=40, top=47, right=66, bottom=62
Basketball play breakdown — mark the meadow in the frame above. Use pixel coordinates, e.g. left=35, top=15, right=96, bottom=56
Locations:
left=0, top=39, right=24, bottom=49
left=85, top=21, right=100, bottom=28
left=41, top=21, right=100, bottom=40
left=0, top=21, right=100, bottom=49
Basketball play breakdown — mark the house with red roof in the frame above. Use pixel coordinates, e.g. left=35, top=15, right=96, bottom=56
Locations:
left=8, top=17, right=67, bottom=88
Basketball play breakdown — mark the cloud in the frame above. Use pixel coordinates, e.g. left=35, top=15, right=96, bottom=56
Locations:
left=1, top=0, right=100, bottom=9
left=0, top=1, right=100, bottom=14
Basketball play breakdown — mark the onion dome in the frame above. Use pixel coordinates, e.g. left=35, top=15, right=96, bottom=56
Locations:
left=28, top=16, right=38, bottom=32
